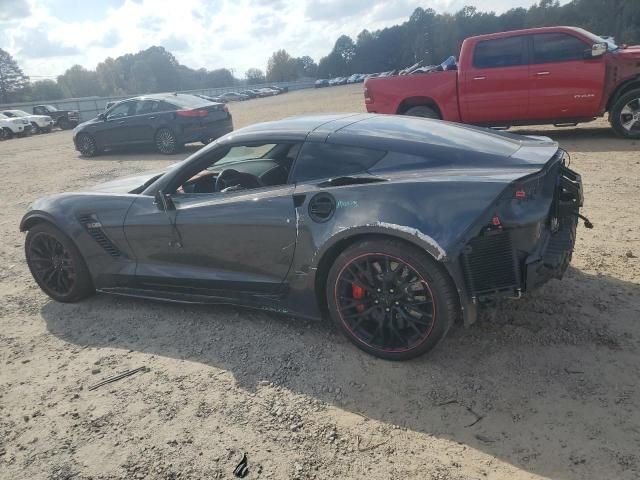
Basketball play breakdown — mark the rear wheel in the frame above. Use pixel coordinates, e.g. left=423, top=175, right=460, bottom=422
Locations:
left=58, top=118, right=72, bottom=130
left=31, top=122, right=40, bottom=133
left=25, top=223, right=94, bottom=303
left=155, top=127, right=180, bottom=154
left=76, top=133, right=98, bottom=157
left=610, top=89, right=640, bottom=139
left=0, top=128, right=9, bottom=140
left=326, top=238, right=458, bottom=360
left=404, top=105, right=440, bottom=119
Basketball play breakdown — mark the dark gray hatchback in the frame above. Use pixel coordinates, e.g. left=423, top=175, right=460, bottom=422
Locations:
left=72, top=93, right=233, bottom=156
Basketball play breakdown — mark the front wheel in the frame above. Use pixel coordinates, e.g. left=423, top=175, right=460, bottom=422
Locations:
left=25, top=223, right=94, bottom=303
left=326, top=238, right=458, bottom=360
left=610, top=89, right=640, bottom=139
left=155, top=127, right=180, bottom=154
left=76, top=133, right=98, bottom=157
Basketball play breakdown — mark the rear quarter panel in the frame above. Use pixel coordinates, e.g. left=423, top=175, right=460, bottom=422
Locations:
left=365, top=73, right=460, bottom=120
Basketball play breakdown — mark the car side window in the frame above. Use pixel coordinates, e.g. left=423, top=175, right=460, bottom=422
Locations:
left=135, top=100, right=158, bottom=115
left=291, top=143, right=386, bottom=183
left=107, top=101, right=137, bottom=119
left=473, top=36, right=526, bottom=69
left=533, top=33, right=588, bottom=64
left=34, top=107, right=43, bottom=114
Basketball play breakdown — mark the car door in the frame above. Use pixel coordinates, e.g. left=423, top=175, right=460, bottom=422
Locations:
left=95, top=100, right=138, bottom=146
left=460, top=35, right=530, bottom=124
left=123, top=100, right=161, bottom=144
left=528, top=32, right=606, bottom=120
left=123, top=142, right=299, bottom=298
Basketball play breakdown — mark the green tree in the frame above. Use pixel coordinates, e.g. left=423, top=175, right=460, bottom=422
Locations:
left=57, top=65, right=102, bottom=98
left=30, top=79, right=64, bottom=101
left=266, top=50, right=297, bottom=82
left=0, top=48, right=29, bottom=103
left=245, top=68, right=265, bottom=84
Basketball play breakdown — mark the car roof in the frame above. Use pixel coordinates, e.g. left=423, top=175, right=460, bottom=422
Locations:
left=224, top=113, right=550, bottom=158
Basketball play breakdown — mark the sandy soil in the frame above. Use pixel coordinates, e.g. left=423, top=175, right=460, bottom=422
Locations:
left=1, top=84, right=639, bottom=480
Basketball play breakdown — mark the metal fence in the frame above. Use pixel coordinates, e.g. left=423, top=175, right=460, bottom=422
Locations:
left=0, top=79, right=317, bottom=123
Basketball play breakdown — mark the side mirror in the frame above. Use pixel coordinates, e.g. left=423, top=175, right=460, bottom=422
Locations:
left=590, top=42, right=607, bottom=57
left=154, top=190, right=175, bottom=211
left=98, top=113, right=106, bottom=121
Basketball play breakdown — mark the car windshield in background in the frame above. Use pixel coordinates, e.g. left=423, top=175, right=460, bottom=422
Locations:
left=8, top=110, right=30, bottom=117
left=0, top=113, right=8, bottom=119
left=44, top=105, right=58, bottom=111
left=574, top=27, right=618, bottom=50
left=168, top=94, right=216, bottom=109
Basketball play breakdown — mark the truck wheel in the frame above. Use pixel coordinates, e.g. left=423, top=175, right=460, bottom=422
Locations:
left=610, top=89, right=640, bottom=139
left=326, top=238, right=458, bottom=360
left=59, top=118, right=72, bottom=130
left=404, top=106, right=440, bottom=119
left=1, top=128, right=10, bottom=140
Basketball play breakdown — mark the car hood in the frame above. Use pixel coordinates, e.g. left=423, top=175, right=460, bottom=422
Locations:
left=614, top=45, right=640, bottom=59
left=89, top=170, right=166, bottom=193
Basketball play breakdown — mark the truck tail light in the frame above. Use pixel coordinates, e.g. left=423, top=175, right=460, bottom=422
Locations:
left=177, top=109, right=208, bottom=118
left=364, top=88, right=373, bottom=104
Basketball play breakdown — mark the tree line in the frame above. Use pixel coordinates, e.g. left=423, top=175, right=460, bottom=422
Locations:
left=0, top=0, right=638, bottom=103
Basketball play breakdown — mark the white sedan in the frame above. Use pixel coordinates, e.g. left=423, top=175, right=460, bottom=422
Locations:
left=0, top=113, right=31, bottom=139
left=1, top=109, right=53, bottom=133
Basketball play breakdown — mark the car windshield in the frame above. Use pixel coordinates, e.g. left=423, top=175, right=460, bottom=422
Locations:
left=0, top=113, right=7, bottom=119
left=44, top=105, right=58, bottom=111
left=8, top=110, right=29, bottom=117
left=573, top=27, right=618, bottom=50
left=207, top=144, right=277, bottom=170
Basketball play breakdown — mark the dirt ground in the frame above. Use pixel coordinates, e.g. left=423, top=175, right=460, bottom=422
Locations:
left=1, top=84, right=639, bottom=480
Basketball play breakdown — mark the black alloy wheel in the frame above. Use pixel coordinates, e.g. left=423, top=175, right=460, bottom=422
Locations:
left=25, top=223, right=94, bottom=302
left=327, top=238, right=458, bottom=360
left=155, top=128, right=179, bottom=154
left=76, top=133, right=97, bottom=157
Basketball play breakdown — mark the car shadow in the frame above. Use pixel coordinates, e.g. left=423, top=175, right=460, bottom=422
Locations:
left=40, top=266, right=640, bottom=480
left=512, top=125, right=638, bottom=153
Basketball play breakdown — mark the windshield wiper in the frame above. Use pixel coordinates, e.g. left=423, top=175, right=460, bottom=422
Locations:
left=317, top=176, right=387, bottom=187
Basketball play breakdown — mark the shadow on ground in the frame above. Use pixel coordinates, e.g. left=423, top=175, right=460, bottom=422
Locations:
left=40, top=265, right=640, bottom=480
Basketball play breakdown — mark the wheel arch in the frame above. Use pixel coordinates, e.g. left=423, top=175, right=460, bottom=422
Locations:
left=313, top=228, right=455, bottom=318
left=20, top=212, right=59, bottom=232
left=607, top=75, right=640, bottom=111
left=396, top=97, right=443, bottom=117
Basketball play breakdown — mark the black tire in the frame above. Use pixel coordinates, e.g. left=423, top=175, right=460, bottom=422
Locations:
left=326, top=238, right=458, bottom=360
left=610, top=89, right=640, bottom=139
left=155, top=127, right=180, bottom=154
left=25, top=222, right=94, bottom=303
left=58, top=118, right=72, bottom=130
left=0, top=128, right=10, bottom=140
left=404, top=105, right=440, bottom=119
left=76, top=133, right=98, bottom=157
left=31, top=122, right=40, bottom=133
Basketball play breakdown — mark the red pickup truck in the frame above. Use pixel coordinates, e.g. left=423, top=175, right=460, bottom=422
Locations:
left=364, top=26, right=640, bottom=138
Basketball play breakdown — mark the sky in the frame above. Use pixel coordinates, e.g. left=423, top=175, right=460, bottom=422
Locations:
left=0, top=0, right=570, bottom=79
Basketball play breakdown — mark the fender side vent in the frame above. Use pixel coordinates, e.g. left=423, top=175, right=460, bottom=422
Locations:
left=461, top=230, right=520, bottom=296
left=78, top=215, right=121, bottom=257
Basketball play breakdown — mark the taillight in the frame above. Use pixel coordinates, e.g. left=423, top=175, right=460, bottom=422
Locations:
left=176, top=109, right=208, bottom=117
left=515, top=190, right=526, bottom=199
left=364, top=88, right=373, bottom=104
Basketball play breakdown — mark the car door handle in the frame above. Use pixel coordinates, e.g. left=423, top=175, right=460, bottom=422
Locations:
left=536, top=71, right=550, bottom=76
left=473, top=76, right=486, bottom=80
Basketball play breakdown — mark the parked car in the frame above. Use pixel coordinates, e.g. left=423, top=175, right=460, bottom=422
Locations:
left=72, top=93, right=233, bottom=157
left=364, top=26, right=640, bottom=138
left=268, top=85, right=288, bottom=93
left=218, top=92, right=249, bottom=102
left=195, top=94, right=224, bottom=103
left=32, top=105, right=79, bottom=130
left=22, top=113, right=587, bottom=360
left=315, top=79, right=329, bottom=88
left=256, top=88, right=279, bottom=97
left=0, top=112, right=31, bottom=138
left=2, top=109, right=53, bottom=133
left=239, top=90, right=258, bottom=98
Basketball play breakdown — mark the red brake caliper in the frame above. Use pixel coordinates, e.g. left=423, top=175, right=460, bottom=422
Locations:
left=352, top=283, right=365, bottom=312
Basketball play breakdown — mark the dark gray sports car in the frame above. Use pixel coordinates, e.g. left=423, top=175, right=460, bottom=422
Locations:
left=21, top=114, right=587, bottom=360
